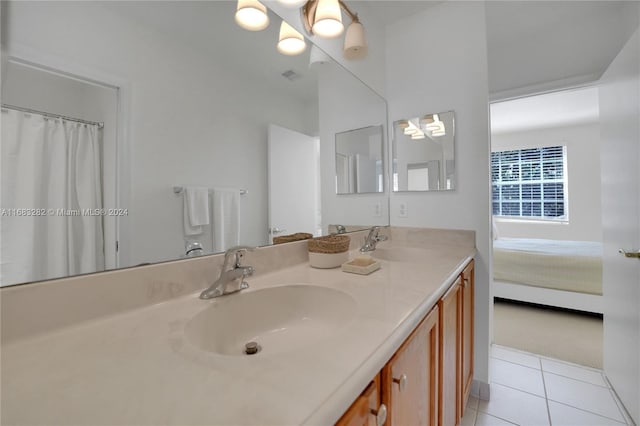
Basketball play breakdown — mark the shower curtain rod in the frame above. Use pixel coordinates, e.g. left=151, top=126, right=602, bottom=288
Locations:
left=1, top=104, right=105, bottom=128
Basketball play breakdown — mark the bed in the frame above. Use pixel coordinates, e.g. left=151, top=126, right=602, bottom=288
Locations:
left=493, top=238, right=603, bottom=313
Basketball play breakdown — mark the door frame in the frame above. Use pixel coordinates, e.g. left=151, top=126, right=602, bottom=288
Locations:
left=4, top=43, right=131, bottom=269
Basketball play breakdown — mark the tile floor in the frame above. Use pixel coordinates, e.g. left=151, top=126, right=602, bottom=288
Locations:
left=461, top=345, right=634, bottom=426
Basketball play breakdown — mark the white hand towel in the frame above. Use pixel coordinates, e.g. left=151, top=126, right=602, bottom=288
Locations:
left=183, top=186, right=209, bottom=236
left=212, top=188, right=241, bottom=252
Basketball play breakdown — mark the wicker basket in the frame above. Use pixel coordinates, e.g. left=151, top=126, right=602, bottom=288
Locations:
left=307, top=235, right=351, bottom=254
left=273, top=232, right=313, bottom=245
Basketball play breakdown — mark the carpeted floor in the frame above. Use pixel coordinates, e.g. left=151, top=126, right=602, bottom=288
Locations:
left=493, top=300, right=603, bottom=369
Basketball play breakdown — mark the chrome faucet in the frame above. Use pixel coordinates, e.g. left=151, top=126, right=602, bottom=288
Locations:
left=200, top=246, right=255, bottom=299
left=360, top=226, right=388, bottom=253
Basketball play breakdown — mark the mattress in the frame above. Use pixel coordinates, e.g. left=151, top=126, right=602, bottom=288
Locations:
left=493, top=238, right=603, bottom=295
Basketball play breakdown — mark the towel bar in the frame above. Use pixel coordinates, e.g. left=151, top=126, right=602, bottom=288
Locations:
left=173, top=186, right=247, bottom=195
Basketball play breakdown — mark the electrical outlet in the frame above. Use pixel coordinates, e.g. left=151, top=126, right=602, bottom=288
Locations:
left=373, top=202, right=382, bottom=217
left=399, top=202, right=408, bottom=218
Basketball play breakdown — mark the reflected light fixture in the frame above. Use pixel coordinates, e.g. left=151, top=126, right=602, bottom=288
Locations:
left=235, top=0, right=269, bottom=31
left=309, top=44, right=331, bottom=67
left=278, top=21, right=307, bottom=55
left=402, top=120, right=425, bottom=139
left=421, top=114, right=446, bottom=137
left=278, top=0, right=307, bottom=7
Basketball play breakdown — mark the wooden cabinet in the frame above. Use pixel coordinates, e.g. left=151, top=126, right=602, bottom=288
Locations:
left=336, top=375, right=384, bottom=426
left=461, top=260, right=475, bottom=412
left=438, top=278, right=462, bottom=426
left=336, top=259, right=474, bottom=426
left=382, top=306, right=439, bottom=426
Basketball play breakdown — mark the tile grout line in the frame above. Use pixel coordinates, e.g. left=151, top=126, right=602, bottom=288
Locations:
left=491, top=355, right=541, bottom=371
left=539, top=355, right=553, bottom=426
left=547, top=399, right=629, bottom=425
left=541, top=369, right=610, bottom=389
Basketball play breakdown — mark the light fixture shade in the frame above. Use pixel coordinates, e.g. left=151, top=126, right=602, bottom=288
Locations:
left=343, top=20, right=367, bottom=60
left=309, top=44, right=331, bottom=67
left=312, top=0, right=344, bottom=38
left=276, top=0, right=307, bottom=7
left=235, top=0, right=269, bottom=31
left=278, top=21, right=307, bottom=56
left=396, top=120, right=409, bottom=129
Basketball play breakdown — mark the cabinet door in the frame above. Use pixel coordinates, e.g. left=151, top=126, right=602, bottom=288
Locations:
left=461, top=260, right=475, bottom=413
left=382, top=306, right=439, bottom=426
left=336, top=375, right=383, bottom=426
left=439, top=278, right=462, bottom=426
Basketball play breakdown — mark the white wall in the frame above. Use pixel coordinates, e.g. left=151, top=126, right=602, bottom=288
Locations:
left=492, top=123, right=602, bottom=242
left=318, top=61, right=388, bottom=231
left=385, top=2, right=492, bottom=388
left=3, top=2, right=316, bottom=267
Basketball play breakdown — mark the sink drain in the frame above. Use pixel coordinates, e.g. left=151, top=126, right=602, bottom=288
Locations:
left=245, top=341, right=260, bottom=355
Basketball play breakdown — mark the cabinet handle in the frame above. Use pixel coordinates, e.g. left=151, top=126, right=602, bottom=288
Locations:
left=371, top=403, right=387, bottom=426
left=393, top=373, right=408, bottom=392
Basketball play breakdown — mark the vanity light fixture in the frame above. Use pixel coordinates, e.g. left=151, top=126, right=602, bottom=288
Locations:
left=343, top=16, right=367, bottom=60
left=301, top=0, right=368, bottom=59
left=234, top=0, right=366, bottom=59
left=278, top=21, right=307, bottom=55
left=305, top=0, right=344, bottom=38
left=235, top=0, right=270, bottom=31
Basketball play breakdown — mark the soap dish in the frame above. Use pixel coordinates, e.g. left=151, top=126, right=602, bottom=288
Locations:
left=341, top=256, right=381, bottom=275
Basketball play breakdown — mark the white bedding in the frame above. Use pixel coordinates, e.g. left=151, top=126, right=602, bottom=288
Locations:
left=493, top=238, right=603, bottom=295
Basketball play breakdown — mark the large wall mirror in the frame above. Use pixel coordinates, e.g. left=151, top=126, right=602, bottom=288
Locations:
left=0, top=1, right=389, bottom=287
left=392, top=111, right=455, bottom=191
left=335, top=125, right=384, bottom=194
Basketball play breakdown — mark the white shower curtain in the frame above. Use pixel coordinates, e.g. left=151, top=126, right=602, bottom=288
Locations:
left=1, top=108, right=105, bottom=285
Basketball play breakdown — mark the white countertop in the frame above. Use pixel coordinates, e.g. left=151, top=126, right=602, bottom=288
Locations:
left=1, top=242, right=474, bottom=425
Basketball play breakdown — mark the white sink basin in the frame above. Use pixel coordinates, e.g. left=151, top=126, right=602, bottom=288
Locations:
left=185, top=285, right=356, bottom=356
left=372, top=247, right=429, bottom=263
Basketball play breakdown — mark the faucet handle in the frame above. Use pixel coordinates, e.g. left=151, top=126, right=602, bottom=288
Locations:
left=225, top=245, right=256, bottom=255
left=224, top=245, right=256, bottom=267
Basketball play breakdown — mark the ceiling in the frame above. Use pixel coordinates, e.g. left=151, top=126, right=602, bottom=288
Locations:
left=353, top=1, right=442, bottom=26
left=490, top=86, right=599, bottom=135
left=486, top=1, right=639, bottom=98
left=102, top=1, right=638, bottom=107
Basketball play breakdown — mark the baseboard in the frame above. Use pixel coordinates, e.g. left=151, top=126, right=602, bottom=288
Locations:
left=470, top=380, right=491, bottom=401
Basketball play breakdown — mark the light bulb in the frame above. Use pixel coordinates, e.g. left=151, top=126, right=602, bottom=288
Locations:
left=235, top=0, right=269, bottom=31
left=278, top=21, right=306, bottom=55
left=312, top=0, right=343, bottom=38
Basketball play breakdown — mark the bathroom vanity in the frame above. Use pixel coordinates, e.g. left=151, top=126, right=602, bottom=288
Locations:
left=0, top=227, right=475, bottom=425
left=337, top=258, right=474, bottom=426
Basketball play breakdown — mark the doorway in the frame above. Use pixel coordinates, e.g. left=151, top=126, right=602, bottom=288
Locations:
left=489, top=86, right=604, bottom=368
left=1, top=59, right=120, bottom=283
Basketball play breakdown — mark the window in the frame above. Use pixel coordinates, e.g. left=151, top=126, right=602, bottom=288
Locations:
left=491, top=146, right=567, bottom=219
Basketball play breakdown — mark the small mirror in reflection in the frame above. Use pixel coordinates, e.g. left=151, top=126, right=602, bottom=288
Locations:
left=392, top=111, right=455, bottom=191
left=335, top=125, right=384, bottom=194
